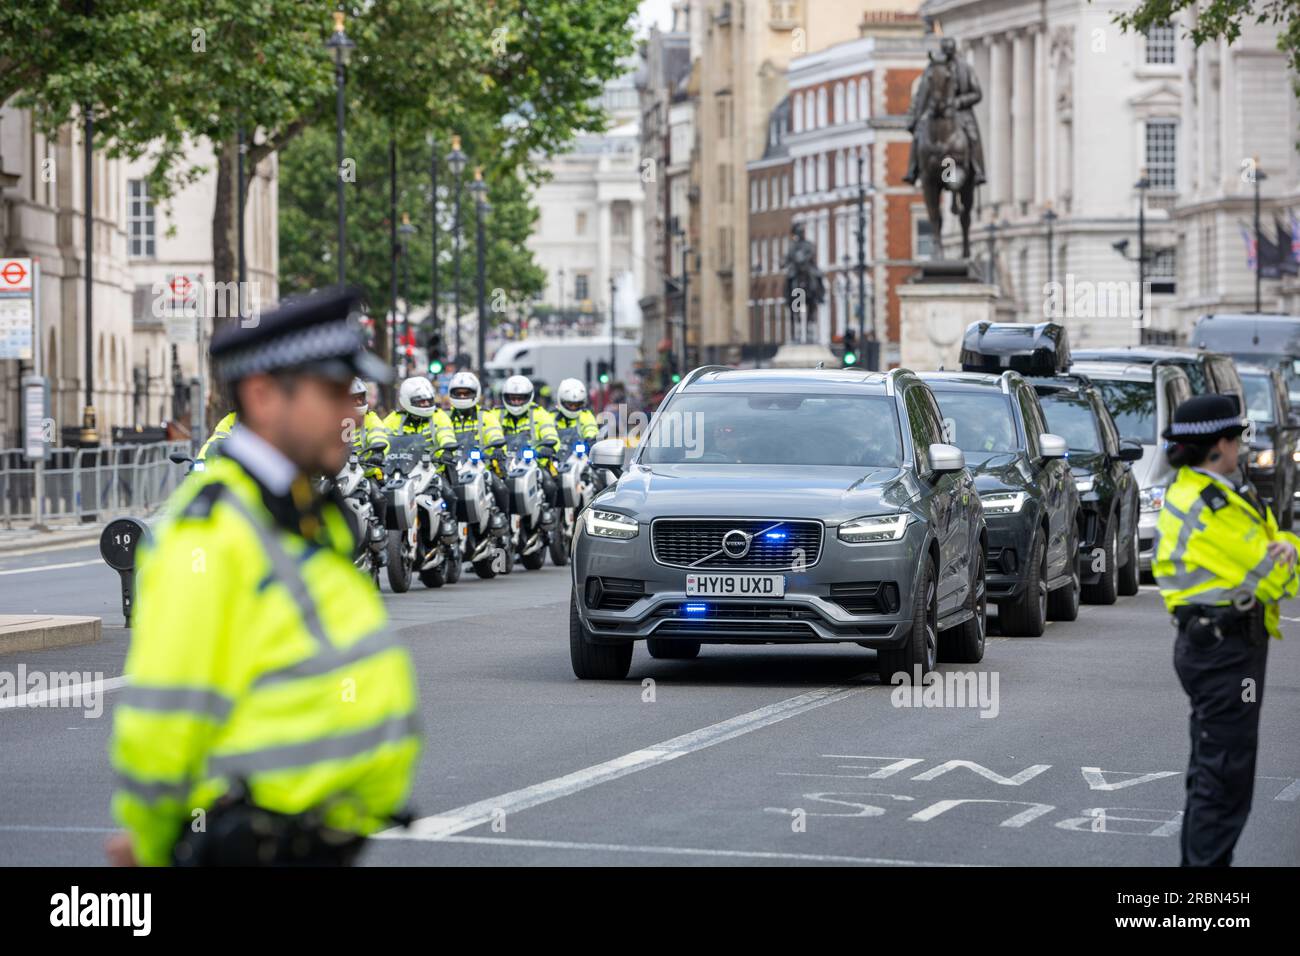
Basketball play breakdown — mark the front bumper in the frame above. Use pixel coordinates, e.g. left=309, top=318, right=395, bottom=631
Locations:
left=1138, top=508, right=1159, bottom=571
left=983, top=512, right=1034, bottom=603
left=571, top=517, right=928, bottom=648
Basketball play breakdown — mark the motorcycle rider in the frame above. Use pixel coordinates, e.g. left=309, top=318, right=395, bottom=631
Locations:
left=446, top=371, right=510, bottom=516
left=384, top=376, right=459, bottom=514
left=555, top=377, right=599, bottom=442
left=499, top=375, right=561, bottom=513
left=349, top=377, right=391, bottom=530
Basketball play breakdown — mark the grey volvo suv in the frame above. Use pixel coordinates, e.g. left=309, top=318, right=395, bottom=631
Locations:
left=570, top=366, right=988, bottom=682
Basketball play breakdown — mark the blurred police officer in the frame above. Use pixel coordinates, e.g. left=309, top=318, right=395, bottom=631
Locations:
left=107, top=287, right=420, bottom=867
left=1154, top=394, right=1300, bottom=866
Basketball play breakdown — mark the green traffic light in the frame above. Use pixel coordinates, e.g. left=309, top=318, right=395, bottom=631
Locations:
left=428, top=360, right=444, bottom=374
left=843, top=352, right=857, bottom=366
left=598, top=373, right=611, bottom=384
left=671, top=373, right=682, bottom=383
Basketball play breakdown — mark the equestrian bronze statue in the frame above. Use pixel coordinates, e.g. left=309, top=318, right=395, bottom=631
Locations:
left=904, top=37, right=986, bottom=261
left=782, top=224, right=826, bottom=343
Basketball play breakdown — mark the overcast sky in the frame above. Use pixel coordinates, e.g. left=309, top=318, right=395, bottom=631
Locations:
left=636, top=0, right=675, bottom=35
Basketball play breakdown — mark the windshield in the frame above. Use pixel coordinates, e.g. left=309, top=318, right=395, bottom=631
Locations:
left=1039, top=393, right=1103, bottom=454
left=1241, top=373, right=1277, bottom=423
left=1092, top=379, right=1156, bottom=444
left=639, top=392, right=903, bottom=467
left=928, top=390, right=1019, bottom=454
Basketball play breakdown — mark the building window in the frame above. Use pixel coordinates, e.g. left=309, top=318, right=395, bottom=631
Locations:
left=613, top=207, right=628, bottom=236
left=1149, top=247, right=1177, bottom=295
left=576, top=211, right=588, bottom=235
left=1145, top=23, right=1176, bottom=65
left=1145, top=119, right=1177, bottom=190
left=575, top=273, right=589, bottom=302
left=128, top=179, right=156, bottom=258
left=916, top=218, right=934, bottom=260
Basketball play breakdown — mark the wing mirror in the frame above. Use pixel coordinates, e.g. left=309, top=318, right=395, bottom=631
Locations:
left=928, top=442, right=966, bottom=474
left=1039, top=433, right=1068, bottom=460
left=1117, top=437, right=1144, bottom=462
left=591, top=438, right=628, bottom=477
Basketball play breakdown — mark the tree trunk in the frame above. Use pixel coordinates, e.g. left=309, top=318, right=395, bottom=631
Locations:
left=206, top=138, right=239, bottom=428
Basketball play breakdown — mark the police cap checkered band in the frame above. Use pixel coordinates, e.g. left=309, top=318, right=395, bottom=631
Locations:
left=1166, top=416, right=1246, bottom=436
left=1161, top=393, right=1247, bottom=444
left=214, top=319, right=359, bottom=381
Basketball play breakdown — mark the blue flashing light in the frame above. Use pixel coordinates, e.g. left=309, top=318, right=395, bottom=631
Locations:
left=470, top=449, right=482, bottom=461
left=765, top=531, right=787, bottom=540
left=523, top=447, right=535, bottom=461
left=575, top=442, right=587, bottom=455
left=684, top=603, right=708, bottom=615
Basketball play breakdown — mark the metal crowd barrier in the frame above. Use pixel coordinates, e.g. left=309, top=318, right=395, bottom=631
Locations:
left=0, top=441, right=193, bottom=529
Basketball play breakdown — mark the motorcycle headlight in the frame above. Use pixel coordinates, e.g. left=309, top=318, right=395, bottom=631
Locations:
left=1073, top=476, right=1095, bottom=495
left=1140, top=485, right=1164, bottom=513
left=1251, top=448, right=1276, bottom=469
left=585, top=509, right=639, bottom=539
left=980, top=491, right=1027, bottom=515
left=839, top=513, right=911, bottom=543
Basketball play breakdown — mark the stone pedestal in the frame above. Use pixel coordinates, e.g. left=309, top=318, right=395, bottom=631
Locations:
left=897, top=263, right=998, bottom=372
left=769, top=341, right=839, bottom=369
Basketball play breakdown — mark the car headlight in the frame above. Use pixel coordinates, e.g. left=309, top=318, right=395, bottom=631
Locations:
left=1292, top=448, right=1300, bottom=464
left=584, top=509, right=639, bottom=539
left=1139, top=485, right=1164, bottom=513
left=1251, top=448, right=1277, bottom=469
left=1073, top=475, right=1095, bottom=494
left=839, top=513, right=911, bottom=543
left=979, top=491, right=1027, bottom=515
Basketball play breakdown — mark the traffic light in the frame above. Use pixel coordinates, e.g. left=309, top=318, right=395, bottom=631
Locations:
left=596, top=359, right=610, bottom=384
left=843, top=328, right=858, bottom=367
left=427, top=330, right=445, bottom=375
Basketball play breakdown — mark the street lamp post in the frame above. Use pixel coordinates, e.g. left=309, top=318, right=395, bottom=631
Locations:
left=470, top=168, right=490, bottom=379
left=608, top=277, right=617, bottom=383
left=855, top=152, right=874, bottom=369
left=558, top=267, right=566, bottom=324
left=428, top=133, right=439, bottom=357
left=985, top=220, right=998, bottom=286
left=1136, top=170, right=1150, bottom=329
left=399, top=212, right=416, bottom=377
left=1043, top=202, right=1058, bottom=288
left=1253, top=158, right=1267, bottom=314
left=447, top=136, right=468, bottom=365
left=325, top=11, right=354, bottom=286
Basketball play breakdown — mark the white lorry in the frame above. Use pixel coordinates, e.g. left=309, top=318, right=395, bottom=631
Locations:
left=485, top=337, right=639, bottom=393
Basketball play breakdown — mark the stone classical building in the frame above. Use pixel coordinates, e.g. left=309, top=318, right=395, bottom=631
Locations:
left=527, top=64, right=647, bottom=340
left=0, top=103, right=277, bottom=448
left=921, top=0, right=1300, bottom=343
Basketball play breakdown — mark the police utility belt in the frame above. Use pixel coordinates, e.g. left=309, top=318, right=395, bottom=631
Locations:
left=1173, top=603, right=1268, bottom=649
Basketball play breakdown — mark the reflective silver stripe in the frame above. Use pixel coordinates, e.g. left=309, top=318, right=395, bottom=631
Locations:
left=115, top=771, right=191, bottom=804
left=252, top=629, right=400, bottom=689
left=121, top=685, right=234, bottom=721
left=1158, top=564, right=1220, bottom=595
left=207, top=713, right=419, bottom=777
left=1240, top=552, right=1278, bottom=597
left=1161, top=498, right=1205, bottom=578
left=217, top=489, right=331, bottom=646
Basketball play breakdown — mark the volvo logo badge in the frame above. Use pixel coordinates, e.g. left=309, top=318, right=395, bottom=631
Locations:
left=721, top=529, right=752, bottom=559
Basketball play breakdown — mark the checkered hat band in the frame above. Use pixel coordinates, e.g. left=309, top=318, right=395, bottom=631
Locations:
left=1168, top=416, right=1245, bottom=436
left=216, top=320, right=358, bottom=380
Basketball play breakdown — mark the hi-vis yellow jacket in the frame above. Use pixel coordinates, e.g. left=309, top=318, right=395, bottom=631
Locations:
left=1153, top=466, right=1300, bottom=638
left=196, top=411, right=237, bottom=461
left=110, top=454, right=420, bottom=865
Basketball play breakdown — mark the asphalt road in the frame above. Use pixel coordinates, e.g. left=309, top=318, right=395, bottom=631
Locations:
left=1, top=542, right=1297, bottom=867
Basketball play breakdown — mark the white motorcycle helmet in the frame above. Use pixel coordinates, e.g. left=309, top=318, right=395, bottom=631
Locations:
left=556, top=378, right=588, bottom=420
left=502, top=375, right=534, bottom=415
left=350, top=377, right=369, bottom=416
left=398, top=376, right=438, bottom=418
left=448, top=371, right=481, bottom=411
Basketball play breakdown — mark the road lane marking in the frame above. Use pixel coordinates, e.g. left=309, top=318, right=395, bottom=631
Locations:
left=0, top=559, right=101, bottom=576
left=0, top=676, right=128, bottom=710
left=427, top=833, right=978, bottom=866
left=382, top=677, right=874, bottom=842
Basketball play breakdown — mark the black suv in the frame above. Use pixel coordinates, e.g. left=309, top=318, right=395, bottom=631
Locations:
left=922, top=371, right=1081, bottom=636
left=1031, top=376, right=1142, bottom=603
left=1238, top=363, right=1300, bottom=527
left=573, top=367, right=988, bottom=683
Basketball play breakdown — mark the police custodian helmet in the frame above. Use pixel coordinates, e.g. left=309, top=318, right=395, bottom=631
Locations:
left=1162, top=394, right=1247, bottom=446
left=210, top=286, right=391, bottom=386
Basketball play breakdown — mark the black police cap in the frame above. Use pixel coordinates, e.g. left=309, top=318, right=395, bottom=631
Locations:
left=1162, top=393, right=1247, bottom=444
left=210, top=286, right=391, bottom=385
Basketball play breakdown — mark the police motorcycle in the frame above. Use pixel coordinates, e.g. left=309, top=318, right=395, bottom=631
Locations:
left=500, top=431, right=558, bottom=571
left=327, top=441, right=389, bottom=584
left=452, top=432, right=512, bottom=578
left=552, top=426, right=595, bottom=567
left=379, top=432, right=460, bottom=592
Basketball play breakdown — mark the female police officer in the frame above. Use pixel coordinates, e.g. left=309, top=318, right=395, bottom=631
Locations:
left=1154, top=393, right=1300, bottom=866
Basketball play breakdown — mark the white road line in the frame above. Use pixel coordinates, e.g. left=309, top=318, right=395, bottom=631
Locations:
left=0, top=559, right=101, bottom=576
left=0, top=675, right=128, bottom=710
left=383, top=677, right=874, bottom=842
left=430, top=833, right=978, bottom=866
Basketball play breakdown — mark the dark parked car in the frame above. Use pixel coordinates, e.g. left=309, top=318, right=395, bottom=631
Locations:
left=1030, top=376, right=1143, bottom=604
left=1238, top=363, right=1300, bottom=527
left=571, top=366, right=987, bottom=683
left=922, top=370, right=1081, bottom=636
